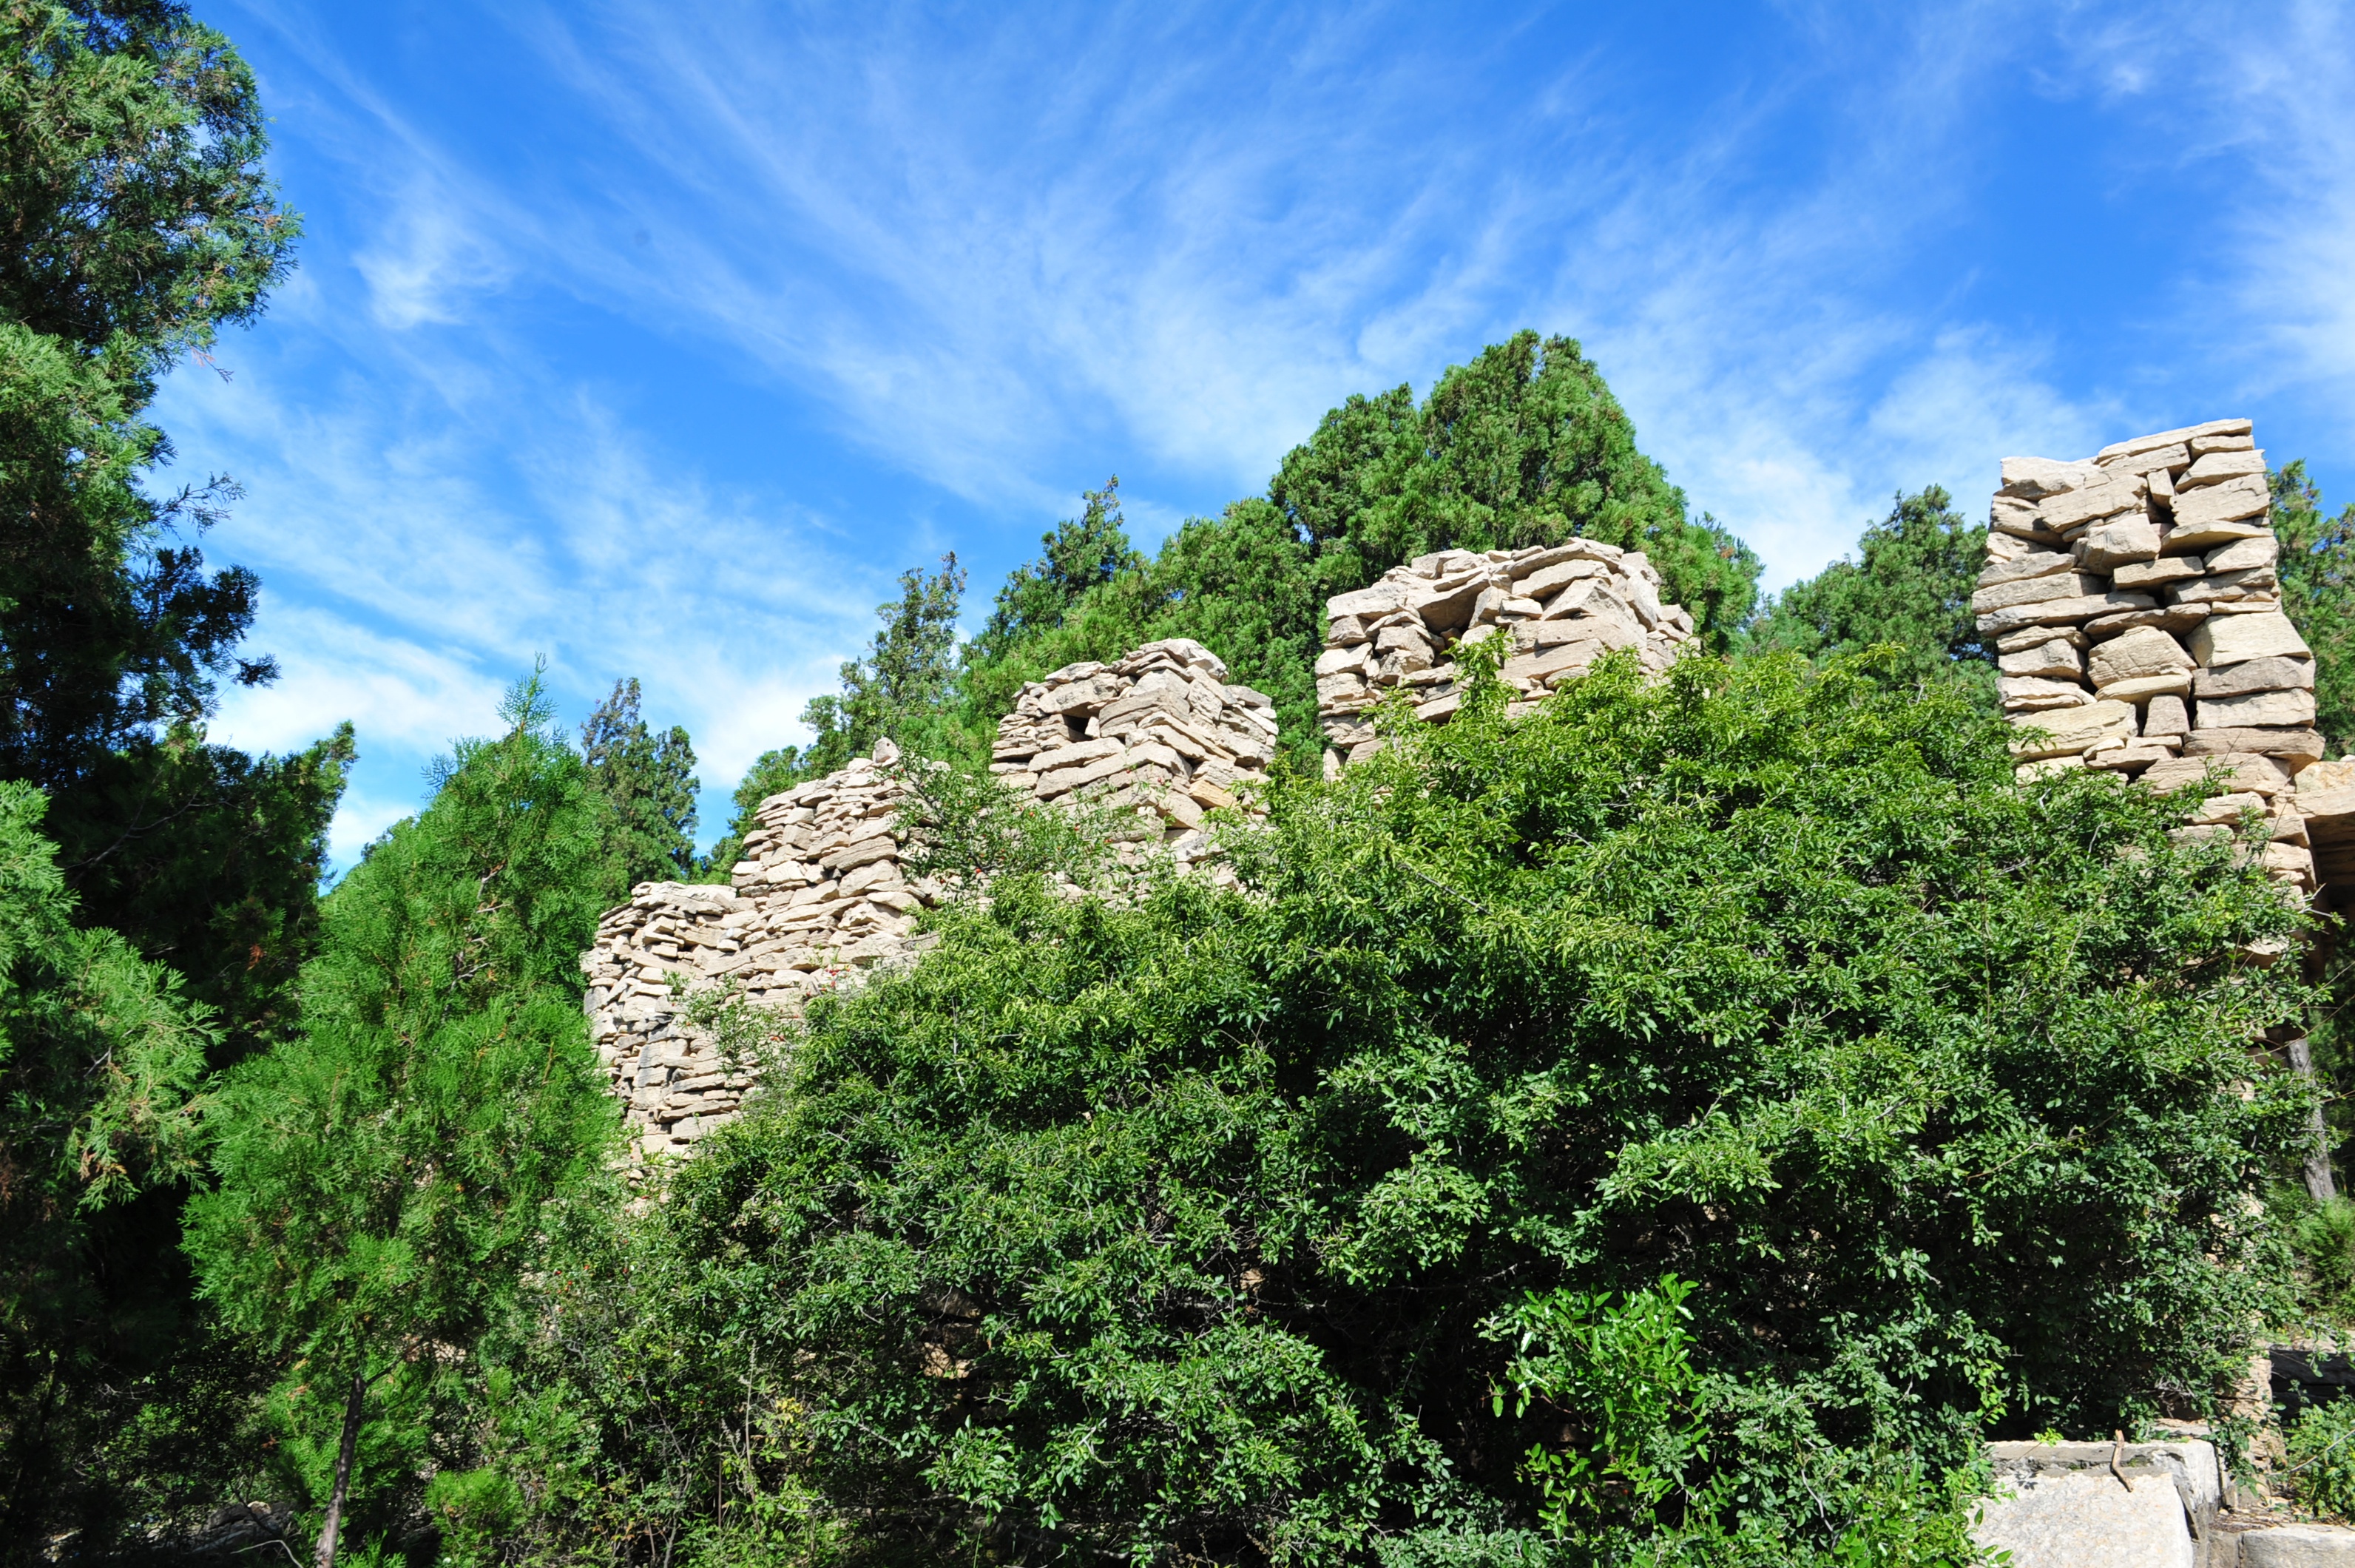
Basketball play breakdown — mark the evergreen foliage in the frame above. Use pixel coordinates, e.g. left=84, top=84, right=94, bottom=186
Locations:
left=2272, top=460, right=2355, bottom=757
left=1745, top=487, right=1994, bottom=702
left=183, top=674, right=621, bottom=1567
left=699, top=746, right=803, bottom=883
left=0, top=780, right=215, bottom=1548
left=581, top=677, right=700, bottom=888
left=1267, top=332, right=1761, bottom=646
left=965, top=479, right=1143, bottom=675
left=917, top=331, right=1756, bottom=780
left=0, top=0, right=298, bottom=791
left=791, top=555, right=969, bottom=780
left=0, top=0, right=342, bottom=1061
left=622, top=648, right=2305, bottom=1564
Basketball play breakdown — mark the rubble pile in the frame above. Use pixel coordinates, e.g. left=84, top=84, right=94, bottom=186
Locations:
left=1315, top=541, right=1697, bottom=771
left=581, top=639, right=1274, bottom=1160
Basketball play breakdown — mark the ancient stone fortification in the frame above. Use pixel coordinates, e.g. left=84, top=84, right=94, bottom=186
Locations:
left=581, top=638, right=1277, bottom=1160
left=587, top=421, right=2355, bottom=1156
left=1316, top=541, right=1695, bottom=771
left=1974, top=417, right=2354, bottom=901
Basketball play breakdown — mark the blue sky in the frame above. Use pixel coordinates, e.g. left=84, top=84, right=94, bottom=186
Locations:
left=161, top=1, right=2355, bottom=868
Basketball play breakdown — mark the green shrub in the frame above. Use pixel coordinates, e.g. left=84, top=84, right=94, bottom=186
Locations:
left=2281, top=1191, right=2355, bottom=1321
left=633, top=647, right=2308, bottom=1563
left=2290, top=1399, right=2355, bottom=1521
left=425, top=1467, right=524, bottom=1564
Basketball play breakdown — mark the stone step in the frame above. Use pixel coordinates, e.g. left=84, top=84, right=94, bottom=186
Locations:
left=2237, top=1525, right=2355, bottom=1567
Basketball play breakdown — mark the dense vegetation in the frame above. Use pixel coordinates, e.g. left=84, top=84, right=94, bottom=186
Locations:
left=4, top=4, right=2355, bottom=1564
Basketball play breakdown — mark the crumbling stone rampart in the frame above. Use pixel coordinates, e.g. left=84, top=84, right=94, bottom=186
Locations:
left=581, top=638, right=1272, bottom=1160
left=1316, top=541, right=1696, bottom=772
left=588, top=431, right=2355, bottom=1158
left=1974, top=418, right=2353, bottom=899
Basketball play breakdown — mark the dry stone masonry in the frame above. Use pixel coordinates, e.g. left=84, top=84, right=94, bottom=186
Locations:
left=588, top=427, right=2355, bottom=1160
left=581, top=638, right=1273, bottom=1160
left=1316, top=541, right=1697, bottom=772
left=1976, top=418, right=2354, bottom=902
left=986, top=638, right=1278, bottom=848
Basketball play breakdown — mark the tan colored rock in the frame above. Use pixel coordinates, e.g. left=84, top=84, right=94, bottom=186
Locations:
left=1997, top=640, right=2082, bottom=680
left=1996, top=624, right=2087, bottom=653
left=2009, top=700, right=2135, bottom=760
left=2183, top=727, right=2327, bottom=772
left=2000, top=677, right=2094, bottom=711
left=1326, top=581, right=1408, bottom=620
left=2168, top=472, right=2269, bottom=530
left=2099, top=673, right=2192, bottom=703
left=2166, top=518, right=2270, bottom=554
left=2297, top=760, right=2355, bottom=795
left=2186, top=789, right=2271, bottom=825
left=2143, top=693, right=2190, bottom=737
left=1515, top=558, right=1606, bottom=599
left=2203, top=533, right=2280, bottom=573
left=2087, top=626, right=2192, bottom=685
left=1976, top=592, right=2156, bottom=637
left=2170, top=566, right=2277, bottom=605
left=2110, top=555, right=2205, bottom=591
left=2095, top=418, right=2251, bottom=463
left=2075, top=517, right=2160, bottom=571
left=2175, top=448, right=2266, bottom=488
left=1970, top=570, right=2105, bottom=614
left=2098, top=442, right=2190, bottom=476
left=1979, top=550, right=2076, bottom=587
left=2194, top=655, right=2313, bottom=697
left=2189, top=431, right=2255, bottom=456
left=1990, top=495, right=2060, bottom=541
left=2037, top=471, right=2147, bottom=531
left=2143, top=750, right=2292, bottom=797
left=2187, top=611, right=2311, bottom=666
left=1998, top=456, right=2101, bottom=498
left=2084, top=603, right=2212, bottom=638
left=2197, top=687, right=2318, bottom=729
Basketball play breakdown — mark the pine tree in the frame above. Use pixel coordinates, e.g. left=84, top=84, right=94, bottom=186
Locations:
left=697, top=747, right=803, bottom=882
left=0, top=782, right=214, bottom=1548
left=939, top=332, right=1760, bottom=772
left=579, top=678, right=698, bottom=888
left=966, top=479, right=1142, bottom=671
left=184, top=673, right=618, bottom=1568
left=1744, top=487, right=1994, bottom=702
left=792, top=555, right=967, bottom=777
left=2272, top=461, right=2354, bottom=759
left=1268, top=331, right=1762, bottom=646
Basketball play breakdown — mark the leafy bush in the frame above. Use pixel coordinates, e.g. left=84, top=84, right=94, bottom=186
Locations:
left=607, top=647, right=2308, bottom=1563
left=2289, top=1398, right=2355, bottom=1521
left=2274, top=1189, right=2355, bottom=1322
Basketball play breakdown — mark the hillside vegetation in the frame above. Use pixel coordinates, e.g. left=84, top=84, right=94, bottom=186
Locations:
left=7, top=5, right=2355, bottom=1566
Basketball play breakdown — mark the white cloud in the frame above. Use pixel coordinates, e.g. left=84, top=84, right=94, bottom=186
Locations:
left=169, top=0, right=2354, bottom=882
left=209, top=601, right=507, bottom=759
left=352, top=176, right=516, bottom=329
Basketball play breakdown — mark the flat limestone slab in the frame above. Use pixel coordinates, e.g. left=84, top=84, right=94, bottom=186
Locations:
left=1978, top=1442, right=2220, bottom=1567
left=1976, top=1469, right=2193, bottom=1566
left=2240, top=1525, right=2355, bottom=1566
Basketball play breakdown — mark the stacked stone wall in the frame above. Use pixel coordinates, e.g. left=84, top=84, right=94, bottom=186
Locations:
left=1315, top=541, right=1696, bottom=772
left=1974, top=418, right=2350, bottom=899
left=581, top=638, right=1271, bottom=1160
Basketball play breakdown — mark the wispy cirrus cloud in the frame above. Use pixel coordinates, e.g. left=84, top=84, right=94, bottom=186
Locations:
left=172, top=0, right=2351, bottom=873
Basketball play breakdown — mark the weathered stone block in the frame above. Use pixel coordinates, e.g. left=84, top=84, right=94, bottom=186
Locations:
left=2189, top=612, right=2311, bottom=666
left=2197, top=688, right=2318, bottom=729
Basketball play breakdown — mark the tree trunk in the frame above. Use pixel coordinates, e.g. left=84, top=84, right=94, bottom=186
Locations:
left=314, top=1369, right=366, bottom=1568
left=2289, top=1035, right=2339, bottom=1204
